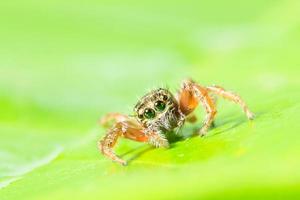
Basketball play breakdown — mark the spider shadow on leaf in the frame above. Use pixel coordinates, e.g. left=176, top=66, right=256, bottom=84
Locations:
left=122, top=113, right=260, bottom=163
left=124, top=132, right=185, bottom=165
left=204, top=119, right=245, bottom=138
left=203, top=112, right=262, bottom=138
left=126, top=146, right=155, bottom=164
left=119, top=144, right=152, bottom=158
left=118, top=130, right=185, bottom=165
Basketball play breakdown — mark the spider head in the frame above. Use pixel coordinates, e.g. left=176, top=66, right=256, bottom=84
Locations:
left=134, top=88, right=180, bottom=131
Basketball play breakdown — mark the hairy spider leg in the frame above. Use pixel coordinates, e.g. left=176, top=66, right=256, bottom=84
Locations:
left=178, top=80, right=254, bottom=136
left=98, top=120, right=148, bottom=165
left=178, top=79, right=217, bottom=136
left=206, top=85, right=255, bottom=120
left=99, top=112, right=129, bottom=127
left=99, top=116, right=169, bottom=165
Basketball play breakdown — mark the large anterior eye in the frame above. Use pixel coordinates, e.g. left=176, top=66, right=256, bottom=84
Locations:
left=154, top=101, right=166, bottom=111
left=144, top=108, right=156, bottom=119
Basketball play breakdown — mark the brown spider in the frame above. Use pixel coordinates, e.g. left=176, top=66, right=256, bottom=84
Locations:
left=98, top=79, right=254, bottom=165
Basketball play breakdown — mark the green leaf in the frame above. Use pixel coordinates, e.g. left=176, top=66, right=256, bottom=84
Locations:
left=0, top=0, right=300, bottom=199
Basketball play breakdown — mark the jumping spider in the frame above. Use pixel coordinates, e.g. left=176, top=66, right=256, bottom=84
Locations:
left=98, top=79, right=254, bottom=165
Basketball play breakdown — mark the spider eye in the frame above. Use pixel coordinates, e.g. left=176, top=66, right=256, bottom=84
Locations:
left=154, top=101, right=166, bottom=111
left=144, top=108, right=156, bottom=119
left=138, top=113, right=144, bottom=119
left=161, top=94, right=168, bottom=101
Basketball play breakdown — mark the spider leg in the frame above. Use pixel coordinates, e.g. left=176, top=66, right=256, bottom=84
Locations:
left=98, top=119, right=168, bottom=165
left=206, top=85, right=255, bottom=120
left=147, top=131, right=169, bottom=148
left=99, top=112, right=128, bottom=128
left=193, top=86, right=217, bottom=135
left=178, top=79, right=254, bottom=136
left=99, top=120, right=147, bottom=165
left=179, top=79, right=217, bottom=136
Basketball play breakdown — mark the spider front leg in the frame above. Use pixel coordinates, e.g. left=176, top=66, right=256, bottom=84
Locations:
left=98, top=119, right=168, bottom=165
left=99, top=112, right=128, bottom=128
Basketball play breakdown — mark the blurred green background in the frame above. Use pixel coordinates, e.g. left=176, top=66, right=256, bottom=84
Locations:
left=0, top=0, right=300, bottom=199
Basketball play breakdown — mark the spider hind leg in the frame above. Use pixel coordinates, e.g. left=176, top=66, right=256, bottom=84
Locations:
left=178, top=79, right=254, bottom=136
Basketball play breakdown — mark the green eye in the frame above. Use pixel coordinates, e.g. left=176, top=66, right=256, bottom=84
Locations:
left=144, top=108, right=156, bottom=119
left=155, top=101, right=166, bottom=111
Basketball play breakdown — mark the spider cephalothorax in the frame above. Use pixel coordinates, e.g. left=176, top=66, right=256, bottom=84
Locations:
left=98, top=79, right=254, bottom=165
left=134, top=88, right=183, bottom=132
